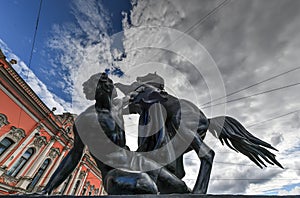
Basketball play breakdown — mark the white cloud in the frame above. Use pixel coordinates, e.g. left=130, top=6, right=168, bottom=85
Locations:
left=47, top=0, right=116, bottom=114
left=13, top=0, right=298, bottom=194
left=278, top=186, right=300, bottom=195
left=0, top=39, right=72, bottom=114
left=121, top=0, right=300, bottom=194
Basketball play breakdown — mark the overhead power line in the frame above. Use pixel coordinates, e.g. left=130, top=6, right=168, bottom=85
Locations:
left=20, top=0, right=43, bottom=132
left=201, top=66, right=300, bottom=107
left=202, top=82, right=300, bottom=109
left=28, top=0, right=43, bottom=73
left=176, top=0, right=231, bottom=40
left=247, top=109, right=300, bottom=128
left=185, top=158, right=300, bottom=171
left=146, top=0, right=231, bottom=63
left=184, top=178, right=300, bottom=181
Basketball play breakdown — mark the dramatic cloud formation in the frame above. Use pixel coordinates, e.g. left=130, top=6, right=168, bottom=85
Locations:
left=5, top=0, right=299, bottom=195
left=47, top=0, right=115, bottom=113
left=120, top=0, right=300, bottom=194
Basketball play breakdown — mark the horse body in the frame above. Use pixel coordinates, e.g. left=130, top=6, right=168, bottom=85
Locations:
left=128, top=84, right=215, bottom=194
left=118, top=73, right=283, bottom=194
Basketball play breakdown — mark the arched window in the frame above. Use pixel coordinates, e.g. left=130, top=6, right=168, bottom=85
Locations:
left=7, top=148, right=34, bottom=177
left=0, top=137, right=14, bottom=155
left=81, top=187, right=87, bottom=196
left=71, top=180, right=81, bottom=195
left=27, top=158, right=51, bottom=191
left=60, top=175, right=72, bottom=195
left=66, top=127, right=71, bottom=134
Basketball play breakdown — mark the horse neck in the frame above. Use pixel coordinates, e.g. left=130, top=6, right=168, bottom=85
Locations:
left=95, top=94, right=111, bottom=111
left=139, top=102, right=164, bottom=125
left=138, top=101, right=169, bottom=152
left=139, top=108, right=149, bottom=125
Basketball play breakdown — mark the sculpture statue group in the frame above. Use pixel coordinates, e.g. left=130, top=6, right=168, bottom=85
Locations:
left=39, top=72, right=283, bottom=195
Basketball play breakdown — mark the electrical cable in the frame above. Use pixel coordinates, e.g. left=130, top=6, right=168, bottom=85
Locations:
left=27, top=0, right=43, bottom=77
left=201, top=66, right=300, bottom=107
left=202, top=82, right=300, bottom=109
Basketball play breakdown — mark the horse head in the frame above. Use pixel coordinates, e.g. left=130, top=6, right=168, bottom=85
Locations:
left=129, top=84, right=168, bottom=109
left=115, top=72, right=165, bottom=96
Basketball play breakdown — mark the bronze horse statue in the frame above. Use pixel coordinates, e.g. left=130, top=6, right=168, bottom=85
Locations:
left=116, top=72, right=283, bottom=194
left=40, top=73, right=190, bottom=195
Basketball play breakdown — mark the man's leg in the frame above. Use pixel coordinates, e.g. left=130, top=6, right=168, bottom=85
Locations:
left=42, top=127, right=84, bottom=194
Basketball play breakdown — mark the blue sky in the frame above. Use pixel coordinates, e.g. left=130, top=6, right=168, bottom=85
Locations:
left=0, top=0, right=131, bottom=102
left=0, top=0, right=300, bottom=195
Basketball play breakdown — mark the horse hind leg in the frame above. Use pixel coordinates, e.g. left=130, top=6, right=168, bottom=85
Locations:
left=194, top=146, right=215, bottom=194
left=190, top=130, right=215, bottom=194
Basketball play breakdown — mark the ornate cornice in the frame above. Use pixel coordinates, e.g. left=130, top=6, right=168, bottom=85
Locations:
left=33, top=135, right=47, bottom=148
left=85, top=181, right=90, bottom=187
left=49, top=147, right=60, bottom=159
left=0, top=51, right=65, bottom=135
left=1, top=173, right=18, bottom=184
left=8, top=126, right=25, bottom=142
left=78, top=170, right=86, bottom=179
left=0, top=113, right=9, bottom=128
left=0, top=49, right=6, bottom=60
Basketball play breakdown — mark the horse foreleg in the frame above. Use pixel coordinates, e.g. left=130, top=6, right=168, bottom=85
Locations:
left=189, top=132, right=215, bottom=194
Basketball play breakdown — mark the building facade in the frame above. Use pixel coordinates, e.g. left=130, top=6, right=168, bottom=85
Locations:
left=0, top=49, right=105, bottom=195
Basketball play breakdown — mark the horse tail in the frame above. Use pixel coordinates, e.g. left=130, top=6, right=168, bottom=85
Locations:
left=208, top=116, right=283, bottom=169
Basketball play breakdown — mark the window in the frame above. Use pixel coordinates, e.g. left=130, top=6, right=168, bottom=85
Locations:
left=0, top=137, right=14, bottom=155
left=66, top=127, right=71, bottom=134
left=71, top=180, right=81, bottom=195
left=7, top=148, right=34, bottom=177
left=81, top=187, right=87, bottom=196
left=60, top=175, right=72, bottom=195
left=27, top=158, right=51, bottom=191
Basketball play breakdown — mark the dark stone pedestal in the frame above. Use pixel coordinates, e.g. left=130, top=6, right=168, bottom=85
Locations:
left=3, top=195, right=299, bottom=198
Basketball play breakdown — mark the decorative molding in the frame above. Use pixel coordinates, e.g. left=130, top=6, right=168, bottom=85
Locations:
left=2, top=61, right=52, bottom=116
left=35, top=124, right=43, bottom=131
left=2, top=173, right=18, bottom=184
left=8, top=126, right=25, bottom=142
left=78, top=171, right=86, bottom=179
left=0, top=113, right=9, bottom=128
left=50, top=136, right=56, bottom=141
left=90, top=185, right=94, bottom=191
left=0, top=49, right=6, bottom=59
left=85, top=181, right=90, bottom=187
left=63, top=146, right=70, bottom=152
left=33, top=135, right=47, bottom=148
left=49, top=148, right=60, bottom=159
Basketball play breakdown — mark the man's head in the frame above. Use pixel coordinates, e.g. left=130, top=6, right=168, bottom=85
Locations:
left=82, top=73, right=117, bottom=100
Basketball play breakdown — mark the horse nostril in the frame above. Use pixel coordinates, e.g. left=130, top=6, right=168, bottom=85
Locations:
left=129, top=96, right=134, bottom=102
left=129, top=92, right=138, bottom=103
